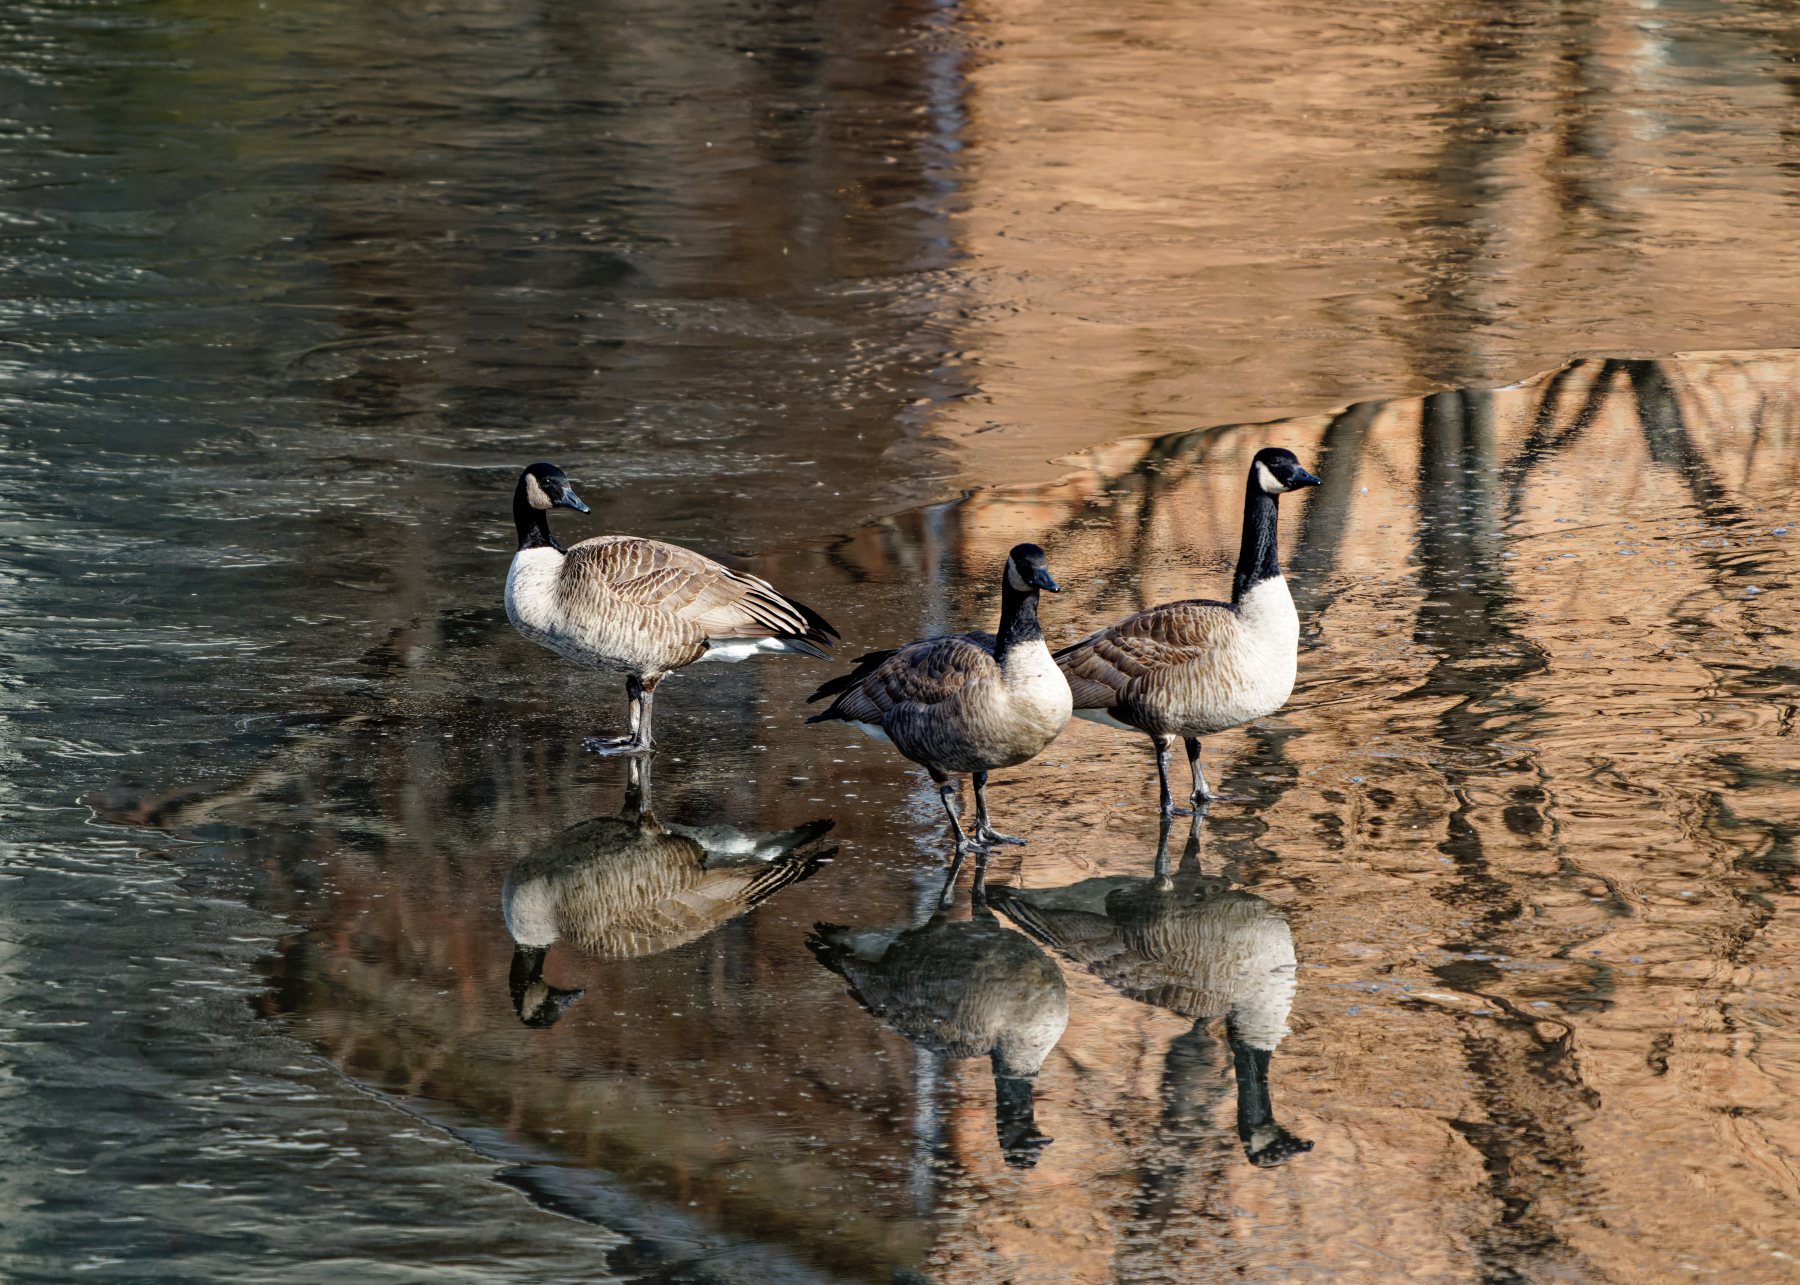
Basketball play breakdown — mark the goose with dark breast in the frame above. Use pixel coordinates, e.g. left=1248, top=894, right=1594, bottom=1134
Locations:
left=505, top=462, right=839, bottom=754
left=1055, top=446, right=1320, bottom=815
left=804, top=543, right=1071, bottom=853
left=806, top=853, right=1068, bottom=1168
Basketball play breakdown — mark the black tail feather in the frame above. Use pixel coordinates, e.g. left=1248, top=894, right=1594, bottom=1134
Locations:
left=784, top=594, right=841, bottom=643
left=805, top=648, right=900, bottom=707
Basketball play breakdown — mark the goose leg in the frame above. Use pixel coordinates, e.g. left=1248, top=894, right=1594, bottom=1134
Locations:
left=1155, top=735, right=1193, bottom=818
left=930, top=768, right=979, bottom=854
left=1153, top=814, right=1176, bottom=884
left=583, top=674, right=657, bottom=755
left=972, top=770, right=1027, bottom=847
left=969, top=846, right=992, bottom=910
left=1186, top=736, right=1248, bottom=803
left=936, top=848, right=967, bottom=907
left=1186, top=737, right=1211, bottom=805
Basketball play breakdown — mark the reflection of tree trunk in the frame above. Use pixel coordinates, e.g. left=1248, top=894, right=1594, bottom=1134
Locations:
left=1403, top=379, right=1602, bottom=1279
left=1627, top=360, right=1735, bottom=519
left=1290, top=399, right=1381, bottom=613
left=1447, top=1018, right=1603, bottom=1284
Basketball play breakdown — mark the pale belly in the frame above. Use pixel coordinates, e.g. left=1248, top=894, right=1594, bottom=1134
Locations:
left=506, top=552, right=679, bottom=675
left=1148, top=652, right=1296, bottom=737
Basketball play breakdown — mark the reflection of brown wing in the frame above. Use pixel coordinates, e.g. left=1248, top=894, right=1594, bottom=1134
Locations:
left=1054, top=600, right=1236, bottom=710
left=575, top=848, right=827, bottom=960
left=560, top=536, right=836, bottom=650
left=806, top=633, right=998, bottom=726
left=987, top=892, right=1122, bottom=960
left=990, top=889, right=1216, bottom=1018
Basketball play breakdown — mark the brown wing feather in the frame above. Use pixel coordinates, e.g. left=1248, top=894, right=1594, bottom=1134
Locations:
left=807, top=632, right=997, bottom=726
left=1054, top=599, right=1236, bottom=709
left=559, top=536, right=835, bottom=647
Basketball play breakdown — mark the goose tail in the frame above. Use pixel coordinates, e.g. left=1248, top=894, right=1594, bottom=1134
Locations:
left=738, top=845, right=834, bottom=905
left=805, top=648, right=901, bottom=718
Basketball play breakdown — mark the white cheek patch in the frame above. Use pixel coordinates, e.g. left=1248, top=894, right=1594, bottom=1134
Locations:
left=1255, top=461, right=1287, bottom=494
left=1006, top=561, right=1030, bottom=592
left=524, top=474, right=554, bottom=510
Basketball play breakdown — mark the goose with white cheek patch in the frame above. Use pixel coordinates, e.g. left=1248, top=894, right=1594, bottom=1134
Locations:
left=504, top=462, right=839, bottom=754
left=1054, top=446, right=1320, bottom=816
left=804, top=543, right=1072, bottom=854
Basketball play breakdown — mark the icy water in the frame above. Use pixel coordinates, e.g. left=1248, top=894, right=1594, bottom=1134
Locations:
left=6, top=1, right=1800, bottom=1283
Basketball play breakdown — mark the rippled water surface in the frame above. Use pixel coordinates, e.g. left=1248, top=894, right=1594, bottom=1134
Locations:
left=6, top=1, right=1800, bottom=1282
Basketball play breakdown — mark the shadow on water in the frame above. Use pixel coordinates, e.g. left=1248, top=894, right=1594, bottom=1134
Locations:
left=78, top=349, right=1800, bottom=1282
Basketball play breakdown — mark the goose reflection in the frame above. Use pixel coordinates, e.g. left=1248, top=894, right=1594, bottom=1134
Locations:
left=806, top=855, right=1069, bottom=1168
left=503, top=760, right=834, bottom=1026
left=988, top=816, right=1311, bottom=1166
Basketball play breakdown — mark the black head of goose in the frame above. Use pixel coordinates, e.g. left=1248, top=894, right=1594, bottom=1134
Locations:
left=804, top=543, right=1072, bottom=854
left=503, top=462, right=839, bottom=755
left=987, top=814, right=1313, bottom=1167
left=805, top=851, right=1068, bottom=1169
left=1055, top=446, right=1320, bottom=816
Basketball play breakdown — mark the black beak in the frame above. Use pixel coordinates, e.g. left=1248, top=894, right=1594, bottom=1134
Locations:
left=556, top=486, right=591, bottom=514
left=1289, top=469, right=1322, bottom=490
left=1031, top=567, right=1061, bottom=593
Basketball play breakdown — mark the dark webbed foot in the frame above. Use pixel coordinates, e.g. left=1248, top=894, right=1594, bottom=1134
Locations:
left=976, top=828, right=1028, bottom=847
left=582, top=734, right=653, bottom=756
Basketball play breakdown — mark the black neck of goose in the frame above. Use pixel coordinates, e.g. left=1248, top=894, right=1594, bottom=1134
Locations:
left=514, top=480, right=562, bottom=553
left=1230, top=482, right=1282, bottom=605
left=993, top=580, right=1043, bottom=662
left=993, top=1072, right=1050, bottom=1169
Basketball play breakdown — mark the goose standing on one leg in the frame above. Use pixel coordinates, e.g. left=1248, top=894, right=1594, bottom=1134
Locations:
left=1055, top=447, right=1320, bottom=816
left=504, top=462, right=839, bottom=754
left=804, top=543, right=1072, bottom=853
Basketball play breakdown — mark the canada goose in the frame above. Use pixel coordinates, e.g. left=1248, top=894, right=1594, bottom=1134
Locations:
left=502, top=761, right=833, bottom=1026
left=988, top=817, right=1311, bottom=1166
left=806, top=855, right=1068, bottom=1168
left=804, top=543, right=1072, bottom=852
left=1054, top=447, right=1320, bottom=815
left=505, top=462, right=839, bottom=754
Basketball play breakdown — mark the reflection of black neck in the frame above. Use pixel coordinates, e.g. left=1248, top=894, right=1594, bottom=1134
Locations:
left=1230, top=1037, right=1313, bottom=1166
left=994, top=581, right=1042, bottom=663
left=1231, top=481, right=1282, bottom=604
left=993, top=1071, right=1052, bottom=1169
left=508, top=946, right=585, bottom=1028
left=1232, top=1039, right=1275, bottom=1138
left=514, top=478, right=561, bottom=552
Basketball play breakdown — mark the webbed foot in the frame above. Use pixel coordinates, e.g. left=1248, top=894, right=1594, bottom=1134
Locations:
left=582, top=734, right=654, bottom=756
left=976, top=829, right=1028, bottom=847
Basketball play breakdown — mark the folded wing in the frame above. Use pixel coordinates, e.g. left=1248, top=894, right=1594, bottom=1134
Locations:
left=560, top=536, right=837, bottom=654
left=806, top=632, right=999, bottom=725
left=1054, top=599, right=1234, bottom=708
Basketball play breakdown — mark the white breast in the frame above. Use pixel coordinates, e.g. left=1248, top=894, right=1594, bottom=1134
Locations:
left=501, top=872, right=560, bottom=949
left=505, top=547, right=569, bottom=649
left=1232, top=575, right=1300, bottom=653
